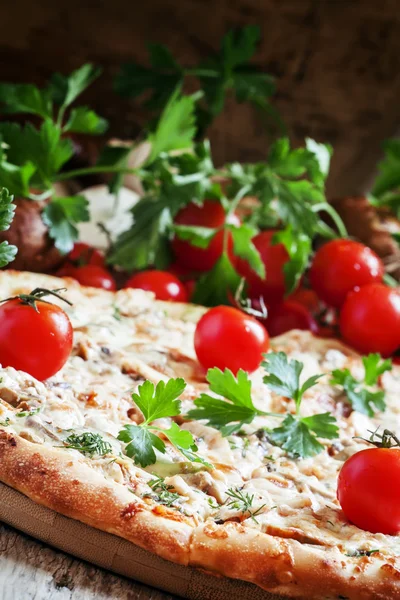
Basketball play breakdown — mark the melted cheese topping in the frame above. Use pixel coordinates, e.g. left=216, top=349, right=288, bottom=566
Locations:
left=1, top=272, right=400, bottom=567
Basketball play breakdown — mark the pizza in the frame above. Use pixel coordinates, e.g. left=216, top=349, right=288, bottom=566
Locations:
left=0, top=270, right=400, bottom=600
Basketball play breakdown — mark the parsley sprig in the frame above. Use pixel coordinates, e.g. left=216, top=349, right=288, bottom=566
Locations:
left=331, top=354, right=392, bottom=417
left=118, top=378, right=211, bottom=468
left=115, top=26, right=276, bottom=137
left=263, top=352, right=339, bottom=458
left=371, top=139, right=400, bottom=216
left=0, top=188, right=17, bottom=267
left=188, top=367, right=274, bottom=436
left=0, top=64, right=107, bottom=253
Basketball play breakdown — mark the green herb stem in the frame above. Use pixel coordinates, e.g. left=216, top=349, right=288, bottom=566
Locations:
left=57, top=165, right=139, bottom=181
left=311, top=203, right=348, bottom=239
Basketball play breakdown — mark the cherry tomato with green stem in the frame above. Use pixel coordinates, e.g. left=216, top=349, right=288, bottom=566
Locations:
left=0, top=288, right=73, bottom=381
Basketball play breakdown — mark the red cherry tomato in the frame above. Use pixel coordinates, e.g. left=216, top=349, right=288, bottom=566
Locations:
left=288, top=288, right=321, bottom=313
left=68, top=242, right=105, bottom=267
left=194, top=306, right=269, bottom=374
left=309, top=239, right=384, bottom=308
left=124, top=270, right=188, bottom=302
left=236, top=231, right=290, bottom=305
left=339, top=283, right=400, bottom=356
left=172, top=201, right=240, bottom=272
left=0, top=297, right=73, bottom=380
left=184, top=279, right=196, bottom=301
left=265, top=300, right=319, bottom=338
left=337, top=448, right=400, bottom=534
left=56, top=263, right=78, bottom=278
left=72, top=265, right=117, bottom=291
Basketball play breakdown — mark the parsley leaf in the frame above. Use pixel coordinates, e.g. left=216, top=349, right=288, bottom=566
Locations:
left=147, top=91, right=197, bottom=163
left=273, top=226, right=311, bottom=294
left=263, top=352, right=322, bottom=410
left=191, top=253, right=241, bottom=306
left=64, top=106, right=108, bottom=135
left=107, top=193, right=173, bottom=271
left=269, top=412, right=340, bottom=458
left=372, top=140, right=400, bottom=199
left=331, top=355, right=391, bottom=417
left=229, top=223, right=265, bottom=278
left=0, top=83, right=52, bottom=119
left=114, top=27, right=275, bottom=136
left=115, top=44, right=183, bottom=111
left=362, top=353, right=392, bottom=386
left=118, top=378, right=210, bottom=468
left=0, top=186, right=16, bottom=230
left=132, top=378, right=185, bottom=423
left=188, top=368, right=269, bottom=436
left=48, top=63, right=102, bottom=108
left=172, top=224, right=218, bottom=249
left=0, top=158, right=36, bottom=197
left=42, top=195, right=90, bottom=253
left=0, top=188, right=17, bottom=267
left=0, top=120, right=74, bottom=187
left=263, top=352, right=338, bottom=458
left=119, top=425, right=164, bottom=467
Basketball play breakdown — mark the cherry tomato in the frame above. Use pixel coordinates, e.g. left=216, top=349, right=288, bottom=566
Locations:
left=57, top=243, right=106, bottom=278
left=0, top=296, right=73, bottom=380
left=339, top=283, right=400, bottom=356
left=265, top=300, right=319, bottom=337
left=171, top=201, right=240, bottom=272
left=236, top=231, right=290, bottom=305
left=72, top=265, right=117, bottom=291
left=337, top=448, right=400, bottom=534
left=194, top=306, right=269, bottom=373
left=184, top=279, right=196, bottom=301
left=56, top=263, right=78, bottom=278
left=68, top=242, right=105, bottom=267
left=168, top=261, right=196, bottom=300
left=288, top=288, right=321, bottom=313
left=124, top=270, right=188, bottom=302
left=309, top=239, right=384, bottom=308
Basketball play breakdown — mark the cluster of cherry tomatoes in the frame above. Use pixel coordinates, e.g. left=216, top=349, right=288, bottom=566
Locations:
left=56, top=200, right=400, bottom=375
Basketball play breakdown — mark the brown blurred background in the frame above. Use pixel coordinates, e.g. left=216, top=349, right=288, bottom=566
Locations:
left=0, top=0, right=399, bottom=197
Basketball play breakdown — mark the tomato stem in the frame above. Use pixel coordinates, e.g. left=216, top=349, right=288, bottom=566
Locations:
left=0, top=288, right=73, bottom=312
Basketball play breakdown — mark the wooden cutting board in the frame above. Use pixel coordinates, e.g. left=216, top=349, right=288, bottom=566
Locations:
left=0, top=482, right=286, bottom=600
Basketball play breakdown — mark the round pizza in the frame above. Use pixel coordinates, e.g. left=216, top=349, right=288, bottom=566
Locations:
left=0, top=270, right=399, bottom=600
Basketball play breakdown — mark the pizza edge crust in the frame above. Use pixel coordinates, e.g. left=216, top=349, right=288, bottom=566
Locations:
left=0, top=430, right=193, bottom=565
left=190, top=523, right=400, bottom=600
left=1, top=430, right=399, bottom=600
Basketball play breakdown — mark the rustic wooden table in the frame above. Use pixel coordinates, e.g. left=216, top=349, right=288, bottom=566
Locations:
left=0, top=523, right=178, bottom=600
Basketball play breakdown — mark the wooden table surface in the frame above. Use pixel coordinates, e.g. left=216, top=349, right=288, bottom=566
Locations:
left=0, top=523, right=178, bottom=600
